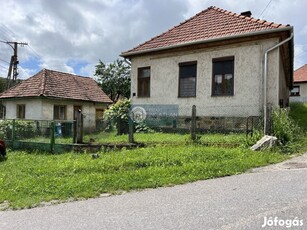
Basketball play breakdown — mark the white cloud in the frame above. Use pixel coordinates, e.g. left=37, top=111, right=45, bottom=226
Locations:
left=0, top=0, right=306, bottom=80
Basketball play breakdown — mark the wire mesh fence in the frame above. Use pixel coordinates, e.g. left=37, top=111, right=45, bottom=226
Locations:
left=0, top=119, right=75, bottom=143
left=0, top=104, right=263, bottom=152
left=0, top=119, right=77, bottom=153
left=129, top=104, right=263, bottom=135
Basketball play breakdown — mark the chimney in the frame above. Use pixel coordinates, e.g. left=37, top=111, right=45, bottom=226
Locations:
left=241, top=11, right=252, bottom=17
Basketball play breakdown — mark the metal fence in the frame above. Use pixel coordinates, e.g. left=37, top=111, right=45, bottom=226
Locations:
left=0, top=119, right=76, bottom=153
left=129, top=104, right=262, bottom=135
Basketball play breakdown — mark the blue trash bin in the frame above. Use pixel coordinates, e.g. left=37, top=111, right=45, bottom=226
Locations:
left=55, top=123, right=62, bottom=136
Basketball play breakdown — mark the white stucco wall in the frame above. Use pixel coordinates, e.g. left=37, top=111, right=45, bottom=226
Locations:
left=290, top=82, right=307, bottom=103
left=1, top=98, right=108, bottom=131
left=130, top=38, right=283, bottom=117
left=2, top=99, right=43, bottom=120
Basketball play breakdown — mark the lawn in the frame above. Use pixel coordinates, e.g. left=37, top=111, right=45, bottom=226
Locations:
left=0, top=134, right=291, bottom=210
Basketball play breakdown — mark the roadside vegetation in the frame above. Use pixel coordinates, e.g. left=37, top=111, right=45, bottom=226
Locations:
left=0, top=103, right=306, bottom=210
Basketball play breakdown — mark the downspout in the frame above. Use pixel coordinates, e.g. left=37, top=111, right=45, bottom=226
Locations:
left=263, top=32, right=293, bottom=134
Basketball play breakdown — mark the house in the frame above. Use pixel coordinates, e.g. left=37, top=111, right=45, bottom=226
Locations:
left=121, top=6, right=293, bottom=132
left=0, top=69, right=112, bottom=132
left=290, top=64, right=307, bottom=103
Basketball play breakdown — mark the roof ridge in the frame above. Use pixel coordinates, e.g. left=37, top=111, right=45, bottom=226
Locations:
left=40, top=69, right=47, bottom=96
left=44, top=68, right=90, bottom=79
left=122, top=5, right=291, bottom=57
left=295, top=64, right=307, bottom=71
left=127, top=6, right=213, bottom=53
left=211, top=5, right=287, bottom=29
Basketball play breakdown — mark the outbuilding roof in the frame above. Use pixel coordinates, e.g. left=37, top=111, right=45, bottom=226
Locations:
left=0, top=69, right=112, bottom=103
left=122, top=6, right=291, bottom=57
left=294, top=64, right=307, bottom=83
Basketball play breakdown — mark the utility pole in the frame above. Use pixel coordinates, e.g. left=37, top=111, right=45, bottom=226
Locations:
left=5, top=41, right=28, bottom=89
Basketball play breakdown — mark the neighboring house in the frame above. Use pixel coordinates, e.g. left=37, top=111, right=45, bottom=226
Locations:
left=290, top=64, right=307, bottom=103
left=0, top=69, right=112, bottom=132
left=121, top=6, right=293, bottom=131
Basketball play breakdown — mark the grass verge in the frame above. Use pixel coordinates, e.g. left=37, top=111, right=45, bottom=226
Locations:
left=0, top=144, right=289, bottom=210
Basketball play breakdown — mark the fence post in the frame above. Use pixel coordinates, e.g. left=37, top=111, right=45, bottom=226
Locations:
left=191, top=105, right=196, bottom=141
left=12, top=119, right=16, bottom=150
left=128, top=117, right=134, bottom=143
left=76, top=110, right=83, bottom=143
left=50, top=121, right=55, bottom=153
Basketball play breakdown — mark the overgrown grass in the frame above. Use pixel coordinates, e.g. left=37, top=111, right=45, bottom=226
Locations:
left=84, top=132, right=246, bottom=146
left=0, top=145, right=289, bottom=210
left=289, top=102, right=307, bottom=132
left=2, top=104, right=307, bottom=211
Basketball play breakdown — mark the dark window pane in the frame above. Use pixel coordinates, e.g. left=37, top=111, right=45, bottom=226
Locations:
left=179, top=64, right=197, bottom=78
left=138, top=67, right=150, bottom=97
left=212, top=57, right=234, bottom=96
left=179, top=62, right=197, bottom=97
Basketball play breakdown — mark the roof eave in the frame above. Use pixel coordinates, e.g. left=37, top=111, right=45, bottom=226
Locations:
left=121, top=26, right=293, bottom=58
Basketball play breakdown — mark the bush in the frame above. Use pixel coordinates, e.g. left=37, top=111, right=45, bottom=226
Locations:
left=134, top=122, right=155, bottom=133
left=271, top=108, right=301, bottom=145
left=103, top=99, right=131, bottom=135
left=0, top=120, right=36, bottom=140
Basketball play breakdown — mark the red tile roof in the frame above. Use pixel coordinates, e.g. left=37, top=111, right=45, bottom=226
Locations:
left=294, top=64, right=307, bottom=83
left=0, top=69, right=112, bottom=103
left=122, top=6, right=290, bottom=57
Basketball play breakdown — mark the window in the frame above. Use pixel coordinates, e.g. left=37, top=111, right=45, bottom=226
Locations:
left=138, top=67, right=150, bottom=97
left=290, top=86, right=300, bottom=96
left=0, top=105, right=5, bottom=119
left=212, top=56, right=234, bottom=96
left=54, top=105, right=66, bottom=120
left=16, top=104, right=25, bottom=119
left=179, top=62, right=197, bottom=97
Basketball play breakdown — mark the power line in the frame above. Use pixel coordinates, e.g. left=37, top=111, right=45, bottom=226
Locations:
left=0, top=64, right=8, bottom=70
left=2, top=41, right=28, bottom=89
left=0, top=58, right=10, bottom=64
left=258, top=0, right=274, bottom=18
left=0, top=23, right=17, bottom=40
left=27, top=44, right=43, bottom=60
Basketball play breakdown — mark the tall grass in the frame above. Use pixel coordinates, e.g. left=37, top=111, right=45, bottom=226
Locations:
left=0, top=146, right=289, bottom=210
left=271, top=108, right=301, bottom=145
left=289, top=102, right=307, bottom=132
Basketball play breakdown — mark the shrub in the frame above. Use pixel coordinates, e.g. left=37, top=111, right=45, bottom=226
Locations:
left=134, top=122, right=155, bottom=133
left=103, top=99, right=131, bottom=135
left=0, top=120, right=36, bottom=140
left=271, top=108, right=301, bottom=145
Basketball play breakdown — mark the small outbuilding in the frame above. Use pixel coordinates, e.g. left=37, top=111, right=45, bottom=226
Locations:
left=0, top=69, right=112, bottom=132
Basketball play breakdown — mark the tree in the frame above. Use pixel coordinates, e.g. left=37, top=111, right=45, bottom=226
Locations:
left=94, top=59, right=131, bottom=102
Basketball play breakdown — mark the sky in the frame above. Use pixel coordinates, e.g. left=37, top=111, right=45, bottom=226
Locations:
left=0, top=0, right=306, bottom=80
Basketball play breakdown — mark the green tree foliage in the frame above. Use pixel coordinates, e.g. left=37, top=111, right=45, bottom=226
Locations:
left=0, top=77, right=7, bottom=93
left=94, top=59, right=131, bottom=102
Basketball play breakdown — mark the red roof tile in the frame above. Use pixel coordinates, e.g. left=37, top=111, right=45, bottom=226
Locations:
left=0, top=69, right=112, bottom=103
left=122, top=6, right=290, bottom=57
left=294, top=64, right=307, bottom=83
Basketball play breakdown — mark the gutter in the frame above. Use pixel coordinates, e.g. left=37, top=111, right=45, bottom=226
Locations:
left=263, top=32, right=294, bottom=135
left=121, top=27, right=293, bottom=58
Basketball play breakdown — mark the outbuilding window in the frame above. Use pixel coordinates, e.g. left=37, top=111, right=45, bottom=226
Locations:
left=212, top=56, right=234, bottom=96
left=16, top=104, right=25, bottom=119
left=290, top=86, right=300, bottom=96
left=54, top=105, right=66, bottom=120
